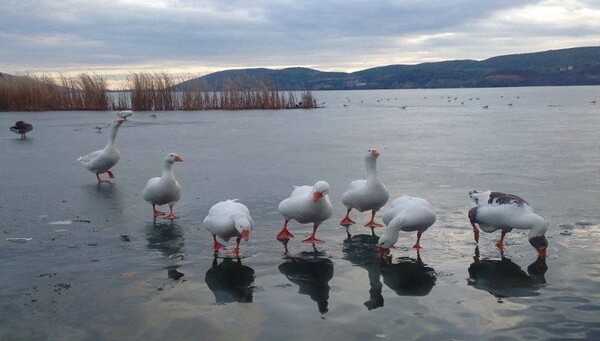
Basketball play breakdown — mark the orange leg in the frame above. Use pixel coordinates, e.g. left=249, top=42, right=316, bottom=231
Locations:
left=470, top=219, right=480, bottom=243
left=365, top=210, right=383, bottom=228
left=232, top=237, right=242, bottom=256
left=277, top=219, right=294, bottom=240
left=340, top=208, right=355, bottom=227
left=213, top=235, right=227, bottom=252
left=412, top=231, right=423, bottom=250
left=107, top=170, right=115, bottom=179
left=152, top=204, right=166, bottom=217
left=95, top=173, right=109, bottom=184
left=303, top=223, right=324, bottom=243
left=496, top=230, right=507, bottom=250
left=164, top=203, right=179, bottom=220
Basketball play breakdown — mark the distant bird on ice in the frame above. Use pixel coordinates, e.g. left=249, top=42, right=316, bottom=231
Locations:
left=10, top=121, right=33, bottom=139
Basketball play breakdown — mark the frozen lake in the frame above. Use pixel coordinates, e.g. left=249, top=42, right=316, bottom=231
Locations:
left=1, top=86, right=599, bottom=339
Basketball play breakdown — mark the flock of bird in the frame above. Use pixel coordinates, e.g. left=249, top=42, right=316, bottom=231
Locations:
left=10, top=110, right=549, bottom=259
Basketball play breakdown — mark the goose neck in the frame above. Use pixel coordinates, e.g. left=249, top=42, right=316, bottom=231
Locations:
left=161, top=162, right=175, bottom=177
left=106, top=124, right=119, bottom=147
left=365, top=157, right=378, bottom=179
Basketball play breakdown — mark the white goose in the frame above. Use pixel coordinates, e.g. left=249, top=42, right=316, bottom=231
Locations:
left=277, top=181, right=332, bottom=243
left=377, top=196, right=436, bottom=256
left=77, top=118, right=125, bottom=183
left=142, top=153, right=183, bottom=220
left=341, top=149, right=389, bottom=228
left=203, top=199, right=253, bottom=255
left=468, top=190, right=548, bottom=257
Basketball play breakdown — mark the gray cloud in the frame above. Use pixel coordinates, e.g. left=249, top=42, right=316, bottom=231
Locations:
left=1, top=0, right=598, bottom=77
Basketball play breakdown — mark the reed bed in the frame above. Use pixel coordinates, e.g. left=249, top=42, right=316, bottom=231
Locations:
left=0, top=72, right=318, bottom=111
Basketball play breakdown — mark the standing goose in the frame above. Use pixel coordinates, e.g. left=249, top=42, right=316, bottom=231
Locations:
left=203, top=199, right=253, bottom=255
left=77, top=118, right=125, bottom=183
left=10, top=120, right=33, bottom=139
left=277, top=181, right=332, bottom=243
left=340, top=149, right=389, bottom=228
left=142, top=153, right=183, bottom=220
left=377, top=196, right=436, bottom=256
left=468, top=190, right=548, bottom=257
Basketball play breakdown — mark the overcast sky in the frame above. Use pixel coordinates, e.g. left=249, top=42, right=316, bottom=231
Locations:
left=1, top=0, right=599, bottom=79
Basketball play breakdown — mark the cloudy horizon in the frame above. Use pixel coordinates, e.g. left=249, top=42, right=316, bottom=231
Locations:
left=1, top=0, right=599, bottom=81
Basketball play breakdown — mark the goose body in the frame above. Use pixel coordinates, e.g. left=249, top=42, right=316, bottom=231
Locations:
left=77, top=119, right=124, bottom=183
left=203, top=199, right=253, bottom=254
left=468, top=190, right=548, bottom=257
left=377, top=196, right=436, bottom=255
left=277, top=181, right=332, bottom=243
left=142, top=153, right=183, bottom=220
left=10, top=120, right=33, bottom=139
left=341, top=149, right=389, bottom=228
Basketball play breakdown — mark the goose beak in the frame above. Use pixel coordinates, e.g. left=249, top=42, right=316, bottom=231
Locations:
left=313, top=191, right=323, bottom=202
left=241, top=230, right=250, bottom=241
left=371, top=149, right=380, bottom=156
left=174, top=155, right=184, bottom=162
left=117, top=118, right=125, bottom=125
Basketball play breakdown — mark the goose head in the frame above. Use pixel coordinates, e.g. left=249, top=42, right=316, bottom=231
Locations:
left=528, top=220, right=549, bottom=258
left=233, top=214, right=252, bottom=241
left=366, top=148, right=380, bottom=159
left=164, top=153, right=184, bottom=164
left=312, top=181, right=330, bottom=202
left=376, top=225, right=400, bottom=257
left=117, top=110, right=134, bottom=120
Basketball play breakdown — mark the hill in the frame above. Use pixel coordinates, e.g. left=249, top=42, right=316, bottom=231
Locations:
left=175, top=46, right=600, bottom=90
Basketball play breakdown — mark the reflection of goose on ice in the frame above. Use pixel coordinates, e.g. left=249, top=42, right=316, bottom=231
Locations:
left=146, top=221, right=185, bottom=257
left=380, top=253, right=437, bottom=297
left=342, top=233, right=384, bottom=310
left=278, top=248, right=334, bottom=314
left=467, top=247, right=548, bottom=298
left=146, top=221, right=186, bottom=280
left=205, top=256, right=255, bottom=304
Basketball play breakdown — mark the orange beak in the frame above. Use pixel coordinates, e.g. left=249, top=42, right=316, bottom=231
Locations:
left=537, top=247, right=547, bottom=258
left=117, top=118, right=125, bottom=125
left=378, top=247, right=388, bottom=257
left=174, top=155, right=184, bottom=162
left=371, top=149, right=380, bottom=156
left=313, top=191, right=323, bottom=202
left=241, top=230, right=250, bottom=241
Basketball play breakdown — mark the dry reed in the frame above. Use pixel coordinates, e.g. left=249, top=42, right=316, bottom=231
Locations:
left=0, top=72, right=319, bottom=111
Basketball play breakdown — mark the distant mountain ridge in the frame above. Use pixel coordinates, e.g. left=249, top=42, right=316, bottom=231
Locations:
left=175, top=46, right=600, bottom=90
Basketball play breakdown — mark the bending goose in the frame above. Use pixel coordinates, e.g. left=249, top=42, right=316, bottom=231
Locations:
left=203, top=199, right=253, bottom=255
left=377, top=196, right=436, bottom=256
left=468, top=190, right=548, bottom=257
left=142, top=153, right=183, bottom=220
left=10, top=120, right=33, bottom=139
left=341, top=149, right=389, bottom=228
left=77, top=118, right=124, bottom=183
left=277, top=181, right=332, bottom=243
